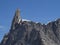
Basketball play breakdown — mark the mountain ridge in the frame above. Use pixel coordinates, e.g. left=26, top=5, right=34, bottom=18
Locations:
left=0, top=9, right=60, bottom=45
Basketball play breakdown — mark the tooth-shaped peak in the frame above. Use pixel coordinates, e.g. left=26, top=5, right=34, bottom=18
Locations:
left=15, top=9, right=20, bottom=23
left=11, top=9, right=22, bottom=30
left=13, top=8, right=22, bottom=24
left=15, top=9, right=20, bottom=17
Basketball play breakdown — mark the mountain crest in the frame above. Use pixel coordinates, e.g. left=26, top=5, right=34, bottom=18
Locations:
left=1, top=9, right=60, bottom=45
left=11, top=9, right=22, bottom=30
left=14, top=9, right=22, bottom=23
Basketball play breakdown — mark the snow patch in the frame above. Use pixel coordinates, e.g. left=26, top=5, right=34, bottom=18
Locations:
left=22, top=19, right=30, bottom=21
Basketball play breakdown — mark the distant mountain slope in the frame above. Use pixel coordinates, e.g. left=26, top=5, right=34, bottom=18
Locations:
left=0, top=9, right=60, bottom=45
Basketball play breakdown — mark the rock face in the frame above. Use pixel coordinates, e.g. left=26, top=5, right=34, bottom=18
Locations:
left=0, top=9, right=60, bottom=45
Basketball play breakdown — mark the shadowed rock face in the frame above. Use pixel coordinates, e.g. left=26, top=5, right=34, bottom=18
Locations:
left=1, top=20, right=60, bottom=45
left=0, top=10, right=60, bottom=45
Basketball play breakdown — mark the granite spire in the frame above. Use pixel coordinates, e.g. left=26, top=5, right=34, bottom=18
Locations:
left=11, top=9, right=22, bottom=30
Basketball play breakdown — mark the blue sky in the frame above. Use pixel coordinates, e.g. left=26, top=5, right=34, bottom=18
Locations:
left=0, top=0, right=60, bottom=42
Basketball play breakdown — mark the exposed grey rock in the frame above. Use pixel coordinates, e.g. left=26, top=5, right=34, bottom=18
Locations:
left=0, top=9, right=60, bottom=45
left=11, top=9, right=22, bottom=30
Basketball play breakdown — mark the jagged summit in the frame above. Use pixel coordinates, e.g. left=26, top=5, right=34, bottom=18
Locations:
left=11, top=9, right=22, bottom=30
left=14, top=9, right=22, bottom=23
left=1, top=9, right=60, bottom=45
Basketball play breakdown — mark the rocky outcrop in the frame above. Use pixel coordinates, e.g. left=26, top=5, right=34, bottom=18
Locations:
left=0, top=9, right=60, bottom=45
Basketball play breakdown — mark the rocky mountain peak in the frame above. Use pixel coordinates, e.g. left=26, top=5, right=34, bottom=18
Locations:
left=0, top=9, right=60, bottom=45
left=11, top=9, right=22, bottom=30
